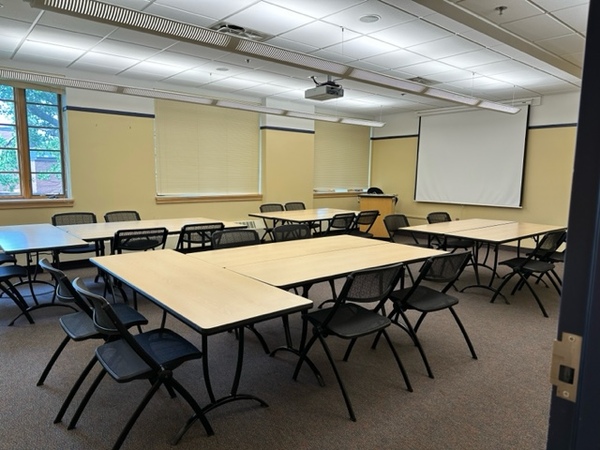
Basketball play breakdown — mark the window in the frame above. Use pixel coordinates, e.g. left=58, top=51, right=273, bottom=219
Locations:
left=154, top=100, right=260, bottom=198
left=313, top=121, right=371, bottom=192
left=0, top=84, right=65, bottom=198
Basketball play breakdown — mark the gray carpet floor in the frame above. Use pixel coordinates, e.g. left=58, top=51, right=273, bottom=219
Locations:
left=0, top=248, right=560, bottom=450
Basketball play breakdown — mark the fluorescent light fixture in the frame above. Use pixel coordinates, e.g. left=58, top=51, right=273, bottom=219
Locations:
left=285, top=111, right=339, bottom=122
left=340, top=117, right=385, bottom=127
left=424, top=87, right=480, bottom=106
left=26, top=0, right=230, bottom=48
left=215, top=100, right=285, bottom=115
left=0, top=67, right=118, bottom=91
left=236, top=40, right=347, bottom=76
left=478, top=100, right=521, bottom=114
left=348, top=69, right=427, bottom=94
left=121, top=87, right=214, bottom=105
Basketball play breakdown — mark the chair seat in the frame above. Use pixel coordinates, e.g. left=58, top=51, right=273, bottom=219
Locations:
left=0, top=264, right=28, bottom=280
left=0, top=253, right=17, bottom=265
left=119, top=239, right=161, bottom=251
left=500, top=257, right=555, bottom=273
left=59, top=244, right=98, bottom=254
left=348, top=230, right=374, bottom=239
left=307, top=304, right=391, bottom=338
left=391, top=286, right=459, bottom=312
left=60, top=312, right=100, bottom=340
left=97, top=329, right=202, bottom=382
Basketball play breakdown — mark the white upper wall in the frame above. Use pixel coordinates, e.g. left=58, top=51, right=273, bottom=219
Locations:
left=65, top=88, right=155, bottom=115
left=373, top=91, right=581, bottom=137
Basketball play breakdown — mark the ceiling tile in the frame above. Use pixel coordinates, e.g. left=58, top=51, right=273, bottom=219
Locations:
left=453, top=0, right=541, bottom=25
left=408, top=35, right=482, bottom=59
left=28, top=26, right=103, bottom=51
left=71, top=52, right=141, bottom=71
left=278, top=22, right=360, bottom=49
left=371, top=20, right=452, bottom=48
left=502, top=14, right=573, bottom=42
left=0, top=17, right=32, bottom=39
left=538, top=34, right=586, bottom=55
left=144, top=4, right=216, bottom=28
left=323, top=0, right=414, bottom=34
left=324, top=35, right=398, bottom=60
left=18, top=41, right=84, bottom=61
left=266, top=0, right=366, bottom=19
left=552, top=4, right=589, bottom=34
left=362, top=49, right=428, bottom=69
left=440, top=49, right=508, bottom=69
left=154, top=0, right=259, bottom=19
left=37, top=12, right=116, bottom=36
left=399, top=60, right=457, bottom=77
left=92, top=39, right=163, bottom=59
left=265, top=36, right=319, bottom=54
left=225, top=3, right=315, bottom=35
left=108, top=28, right=177, bottom=49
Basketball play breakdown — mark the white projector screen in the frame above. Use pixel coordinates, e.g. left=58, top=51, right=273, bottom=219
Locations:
left=415, top=106, right=529, bottom=207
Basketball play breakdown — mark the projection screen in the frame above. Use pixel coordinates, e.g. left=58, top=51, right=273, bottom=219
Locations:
left=415, top=106, right=529, bottom=208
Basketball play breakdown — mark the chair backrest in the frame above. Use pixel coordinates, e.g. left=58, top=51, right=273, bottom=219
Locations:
left=52, top=212, right=97, bottom=226
left=284, top=202, right=306, bottom=211
left=104, top=210, right=141, bottom=222
left=427, top=211, right=452, bottom=224
left=416, top=251, right=472, bottom=293
left=211, top=229, right=261, bottom=249
left=328, top=212, right=357, bottom=233
left=176, top=222, right=224, bottom=251
left=384, top=214, right=410, bottom=238
left=111, top=227, right=168, bottom=254
left=319, top=264, right=403, bottom=328
left=367, top=187, right=384, bottom=194
left=39, top=258, right=92, bottom=315
left=354, top=210, right=379, bottom=232
left=72, top=277, right=157, bottom=369
left=272, top=224, right=311, bottom=242
left=529, top=230, right=567, bottom=261
left=259, top=203, right=285, bottom=213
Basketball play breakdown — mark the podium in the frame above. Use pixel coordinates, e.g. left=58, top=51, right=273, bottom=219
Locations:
left=358, top=194, right=398, bottom=238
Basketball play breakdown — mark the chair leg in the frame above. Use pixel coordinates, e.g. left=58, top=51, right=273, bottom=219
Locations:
left=448, top=307, right=478, bottom=359
left=342, top=338, right=357, bottom=362
left=55, top=356, right=98, bottom=423
left=292, top=333, right=318, bottom=381
left=394, top=309, right=434, bottom=379
left=518, top=277, right=549, bottom=317
left=37, top=335, right=70, bottom=386
left=112, top=380, right=164, bottom=450
left=380, top=329, right=413, bottom=392
left=490, top=272, right=517, bottom=304
left=68, top=369, right=108, bottom=430
left=311, top=334, right=356, bottom=421
left=1, top=282, right=35, bottom=325
left=168, top=377, right=214, bottom=445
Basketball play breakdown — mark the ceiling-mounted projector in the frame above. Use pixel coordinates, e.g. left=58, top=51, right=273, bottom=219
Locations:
left=305, top=76, right=344, bottom=101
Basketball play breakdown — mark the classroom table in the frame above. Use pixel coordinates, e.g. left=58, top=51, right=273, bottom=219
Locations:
left=194, top=235, right=444, bottom=364
left=249, top=208, right=359, bottom=236
left=59, top=216, right=245, bottom=243
left=446, top=221, right=567, bottom=293
left=90, top=249, right=312, bottom=434
left=0, top=224, right=89, bottom=324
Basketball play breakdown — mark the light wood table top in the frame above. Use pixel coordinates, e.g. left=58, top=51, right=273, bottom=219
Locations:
left=446, top=222, right=566, bottom=243
left=401, top=218, right=515, bottom=235
left=0, top=223, right=88, bottom=253
left=191, top=235, right=387, bottom=267
left=225, top=242, right=445, bottom=289
left=60, top=216, right=244, bottom=241
left=249, top=208, right=358, bottom=223
left=91, top=249, right=311, bottom=335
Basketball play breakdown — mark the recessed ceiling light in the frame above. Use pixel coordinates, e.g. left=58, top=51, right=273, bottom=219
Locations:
left=360, top=14, right=381, bottom=23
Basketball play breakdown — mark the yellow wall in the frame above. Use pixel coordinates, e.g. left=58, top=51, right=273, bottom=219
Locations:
left=371, top=126, right=576, bottom=226
left=1, top=109, right=576, bottom=237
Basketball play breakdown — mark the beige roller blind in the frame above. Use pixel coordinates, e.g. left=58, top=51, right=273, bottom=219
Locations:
left=155, top=100, right=260, bottom=195
left=314, top=121, right=370, bottom=191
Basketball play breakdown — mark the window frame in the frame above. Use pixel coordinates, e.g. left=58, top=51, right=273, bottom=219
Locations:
left=0, top=83, right=67, bottom=201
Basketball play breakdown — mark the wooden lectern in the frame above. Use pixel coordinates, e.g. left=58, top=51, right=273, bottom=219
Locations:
left=358, top=194, right=398, bottom=238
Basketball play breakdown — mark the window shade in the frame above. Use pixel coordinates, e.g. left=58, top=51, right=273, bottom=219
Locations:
left=314, top=121, right=370, bottom=191
left=154, top=100, right=260, bottom=195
